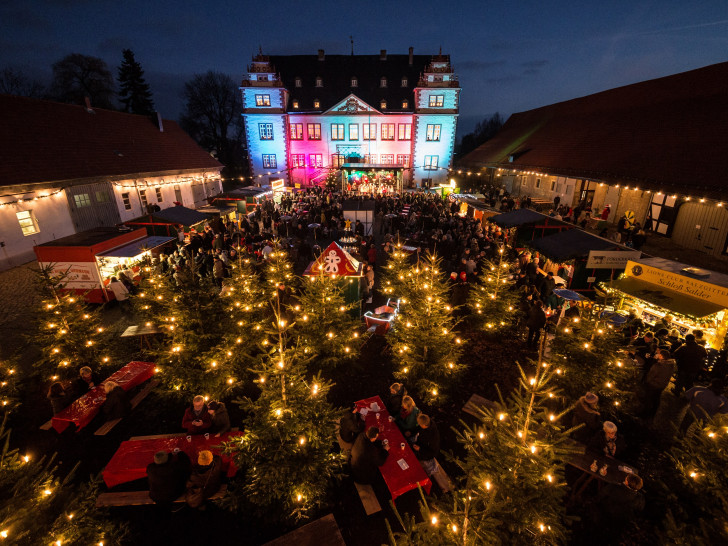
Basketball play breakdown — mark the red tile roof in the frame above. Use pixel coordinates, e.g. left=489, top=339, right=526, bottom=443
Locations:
left=459, top=62, right=728, bottom=200
left=0, top=95, right=222, bottom=187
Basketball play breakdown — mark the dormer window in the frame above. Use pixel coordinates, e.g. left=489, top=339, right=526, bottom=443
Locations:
left=380, top=77, right=387, bottom=88
left=380, top=100, right=387, bottom=109
left=313, top=99, right=320, bottom=108
left=401, top=77, right=408, bottom=87
left=295, top=77, right=302, bottom=87
left=257, top=75, right=267, bottom=82
left=315, top=77, right=323, bottom=87
left=402, top=99, right=409, bottom=108
left=292, top=100, right=299, bottom=109
left=351, top=77, right=358, bottom=87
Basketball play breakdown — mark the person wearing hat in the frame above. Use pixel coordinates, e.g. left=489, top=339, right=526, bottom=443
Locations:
left=592, top=474, right=645, bottom=539
left=572, top=392, right=602, bottom=442
left=147, top=449, right=191, bottom=506
left=588, top=421, right=626, bottom=459
left=185, top=450, right=223, bottom=509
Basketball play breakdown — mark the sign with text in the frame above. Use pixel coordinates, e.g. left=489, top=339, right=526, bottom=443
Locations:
left=624, top=260, right=728, bottom=308
left=38, top=261, right=101, bottom=290
left=586, top=250, right=641, bottom=270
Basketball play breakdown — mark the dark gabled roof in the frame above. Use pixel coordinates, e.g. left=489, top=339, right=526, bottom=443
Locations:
left=268, top=54, right=432, bottom=112
left=0, top=95, right=222, bottom=187
left=490, top=208, right=556, bottom=227
left=459, top=62, right=728, bottom=200
left=152, top=206, right=208, bottom=226
left=528, top=228, right=633, bottom=261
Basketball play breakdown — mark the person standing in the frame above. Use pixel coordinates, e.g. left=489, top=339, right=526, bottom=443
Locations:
left=107, top=277, right=131, bottom=314
left=672, top=334, right=707, bottom=395
left=640, top=349, right=676, bottom=419
left=571, top=392, right=602, bottom=443
left=526, top=300, right=547, bottom=349
left=412, top=414, right=440, bottom=476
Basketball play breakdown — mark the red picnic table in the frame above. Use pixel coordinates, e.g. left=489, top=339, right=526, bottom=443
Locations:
left=354, top=396, right=432, bottom=500
left=102, top=430, right=243, bottom=488
left=51, top=361, right=156, bottom=434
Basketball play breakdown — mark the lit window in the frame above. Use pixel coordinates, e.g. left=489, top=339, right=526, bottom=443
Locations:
left=380, top=154, right=394, bottom=165
left=363, top=123, right=377, bottom=141
left=295, top=77, right=302, bottom=87
left=398, top=124, right=411, bottom=140
left=173, top=185, right=183, bottom=203
left=262, top=154, right=277, bottom=168
left=289, top=123, right=303, bottom=140
left=424, top=155, right=439, bottom=170
left=429, top=95, right=444, bottom=107
left=95, top=190, right=110, bottom=203
left=401, top=77, right=408, bottom=87
left=364, top=154, right=377, bottom=163
left=331, top=154, right=346, bottom=167
left=380, top=100, right=387, bottom=109
left=309, top=154, right=323, bottom=168
left=73, top=193, right=91, bottom=208
left=155, top=188, right=163, bottom=202
left=313, top=99, right=320, bottom=108
left=426, top=124, right=441, bottom=141
left=139, top=189, right=148, bottom=207
left=351, top=77, right=358, bottom=87
left=255, top=94, right=271, bottom=106
left=122, top=192, right=132, bottom=210
left=16, top=210, right=39, bottom=236
left=397, top=154, right=410, bottom=167
left=292, top=99, right=299, bottom=109
left=381, top=123, right=395, bottom=140
left=349, top=124, right=359, bottom=140
left=402, top=99, right=409, bottom=108
left=315, top=77, right=323, bottom=87
left=259, top=123, right=273, bottom=140
left=307, top=124, right=321, bottom=140
left=380, top=77, right=387, bottom=88
left=331, top=124, right=345, bottom=140
left=291, top=154, right=306, bottom=167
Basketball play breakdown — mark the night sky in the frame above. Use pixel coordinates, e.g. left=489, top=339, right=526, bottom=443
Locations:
left=1, top=0, right=727, bottom=135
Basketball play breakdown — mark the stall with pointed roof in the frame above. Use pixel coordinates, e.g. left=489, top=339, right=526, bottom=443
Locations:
left=304, top=242, right=363, bottom=314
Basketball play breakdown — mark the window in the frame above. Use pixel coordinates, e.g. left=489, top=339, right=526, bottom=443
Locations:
left=155, top=188, right=163, bottom=202
left=550, top=180, right=556, bottom=191
left=289, top=123, right=303, bottom=140
left=309, top=154, right=323, bottom=168
left=292, top=100, right=299, bottom=109
left=429, top=95, right=444, bottom=107
left=315, top=77, right=323, bottom=87
left=363, top=123, right=377, bottom=140
left=257, top=75, right=267, bottom=82
left=259, top=123, right=273, bottom=140
left=139, top=189, right=148, bottom=207
left=398, top=124, right=412, bottom=140
left=307, top=123, right=321, bottom=140
left=313, top=99, right=320, bottom=109
left=380, top=154, right=394, bottom=165
left=380, top=77, right=387, bottom=88
left=402, top=99, right=409, bottom=108
left=95, top=190, right=110, bottom=203
left=381, top=123, right=395, bottom=140
left=173, top=185, right=183, bottom=203
left=521, top=178, right=527, bottom=186
left=396, top=154, right=411, bottom=167
left=295, top=77, right=302, bottom=87
left=351, top=77, right=358, bottom=87
left=73, top=193, right=91, bottom=208
left=262, top=154, right=277, bottom=168
left=424, top=155, right=439, bottom=170
left=291, top=154, right=306, bottom=167
left=331, top=154, right=346, bottom=167
left=255, top=94, right=271, bottom=106
left=331, top=123, right=345, bottom=140
left=349, top=123, right=359, bottom=140
left=364, top=154, right=377, bottom=163
left=122, top=192, right=132, bottom=210
left=380, top=100, right=387, bottom=109
left=16, top=210, right=39, bottom=236
left=426, top=124, right=441, bottom=141
left=535, top=178, right=541, bottom=188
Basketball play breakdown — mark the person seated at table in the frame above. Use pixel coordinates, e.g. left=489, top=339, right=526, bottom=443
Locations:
left=385, top=383, right=407, bottom=415
left=182, top=395, right=212, bottom=434
left=571, top=392, right=602, bottom=443
left=395, top=395, right=420, bottom=438
left=73, top=366, right=102, bottom=397
left=47, top=382, right=72, bottom=415
left=207, top=401, right=231, bottom=436
left=591, top=474, right=645, bottom=539
left=350, top=426, right=390, bottom=485
left=338, top=404, right=365, bottom=450
left=147, top=450, right=191, bottom=506
left=102, top=381, right=131, bottom=420
left=412, top=414, right=440, bottom=476
left=588, top=421, right=626, bottom=459
left=185, top=450, right=223, bottom=509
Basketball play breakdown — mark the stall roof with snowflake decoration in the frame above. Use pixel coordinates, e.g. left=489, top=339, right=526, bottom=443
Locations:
left=304, top=242, right=363, bottom=315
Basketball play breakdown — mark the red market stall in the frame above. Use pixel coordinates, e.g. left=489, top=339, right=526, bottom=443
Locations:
left=34, top=227, right=175, bottom=303
left=303, top=241, right=363, bottom=315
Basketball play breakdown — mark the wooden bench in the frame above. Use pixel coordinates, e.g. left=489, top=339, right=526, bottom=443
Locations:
left=263, top=513, right=345, bottom=546
left=430, top=458, right=453, bottom=493
left=94, top=380, right=160, bottom=436
left=96, top=484, right=227, bottom=508
left=354, top=482, right=381, bottom=515
left=462, top=393, right=499, bottom=418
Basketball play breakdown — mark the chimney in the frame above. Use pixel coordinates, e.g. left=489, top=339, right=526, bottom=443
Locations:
left=408, top=47, right=413, bottom=66
left=380, top=49, right=387, bottom=61
left=318, top=49, right=325, bottom=61
left=156, top=112, right=164, bottom=132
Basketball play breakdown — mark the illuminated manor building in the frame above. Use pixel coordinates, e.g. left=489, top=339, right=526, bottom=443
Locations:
left=241, top=48, right=459, bottom=192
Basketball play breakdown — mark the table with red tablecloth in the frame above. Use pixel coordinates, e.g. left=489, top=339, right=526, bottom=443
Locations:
left=354, top=396, right=432, bottom=500
left=102, top=430, right=243, bottom=488
left=51, top=361, right=156, bottom=433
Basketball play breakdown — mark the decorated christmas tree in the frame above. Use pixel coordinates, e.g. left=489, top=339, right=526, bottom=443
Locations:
left=32, top=265, right=114, bottom=382
left=222, top=298, right=344, bottom=522
left=387, top=361, right=576, bottom=545
left=381, top=241, right=413, bottom=301
left=0, top=355, right=20, bottom=414
left=387, top=252, right=464, bottom=403
left=468, top=245, right=521, bottom=332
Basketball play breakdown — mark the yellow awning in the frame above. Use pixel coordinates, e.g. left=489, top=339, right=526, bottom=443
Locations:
left=611, top=277, right=725, bottom=318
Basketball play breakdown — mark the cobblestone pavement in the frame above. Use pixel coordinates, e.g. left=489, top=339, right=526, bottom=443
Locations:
left=0, top=261, right=42, bottom=355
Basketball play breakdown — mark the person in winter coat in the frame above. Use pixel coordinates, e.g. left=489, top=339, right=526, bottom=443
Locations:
left=182, top=395, right=212, bottom=434
left=350, top=427, right=389, bottom=485
left=640, top=349, right=676, bottom=418
left=395, top=395, right=420, bottom=437
left=338, top=405, right=365, bottom=449
left=207, top=401, right=231, bottom=435
left=526, top=300, right=547, bottom=349
left=588, top=421, right=626, bottom=459
left=591, top=474, right=645, bottom=540
left=213, top=256, right=225, bottom=288
left=47, top=382, right=72, bottom=415
left=571, top=392, right=602, bottom=442
left=680, top=379, right=728, bottom=432
left=73, top=366, right=102, bottom=397
left=412, top=414, right=440, bottom=475
left=185, top=450, right=223, bottom=508
left=672, top=334, right=708, bottom=395
left=102, top=380, right=131, bottom=420
left=385, top=383, right=407, bottom=415
left=147, top=450, right=191, bottom=506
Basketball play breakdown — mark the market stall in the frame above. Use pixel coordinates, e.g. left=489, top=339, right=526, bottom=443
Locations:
left=457, top=196, right=499, bottom=224
left=303, top=241, right=363, bottom=315
left=604, top=257, right=728, bottom=350
left=213, top=186, right=275, bottom=214
left=34, top=227, right=175, bottom=303
left=124, top=205, right=208, bottom=241
left=489, top=209, right=574, bottom=247
left=342, top=199, right=375, bottom=236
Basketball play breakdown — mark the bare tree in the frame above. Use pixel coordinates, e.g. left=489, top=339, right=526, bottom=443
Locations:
left=0, top=67, right=45, bottom=98
left=50, top=53, right=115, bottom=109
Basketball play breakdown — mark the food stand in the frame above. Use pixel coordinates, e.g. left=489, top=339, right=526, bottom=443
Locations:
left=489, top=209, right=574, bottom=247
left=604, top=257, right=728, bottom=350
left=124, top=206, right=208, bottom=241
left=34, top=227, right=175, bottom=303
left=303, top=241, right=363, bottom=315
left=213, top=186, right=275, bottom=214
